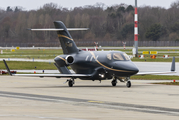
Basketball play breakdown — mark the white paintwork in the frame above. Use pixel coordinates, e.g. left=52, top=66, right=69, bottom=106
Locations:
left=134, top=27, right=138, bottom=34
left=135, top=14, right=138, bottom=21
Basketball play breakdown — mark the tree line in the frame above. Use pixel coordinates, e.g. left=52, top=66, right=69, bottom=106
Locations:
left=1, top=1, right=179, bottom=45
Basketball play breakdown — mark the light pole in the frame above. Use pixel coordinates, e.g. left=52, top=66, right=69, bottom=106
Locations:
left=134, top=0, right=138, bottom=57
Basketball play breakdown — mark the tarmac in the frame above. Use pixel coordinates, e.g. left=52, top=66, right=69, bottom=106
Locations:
left=0, top=76, right=179, bottom=120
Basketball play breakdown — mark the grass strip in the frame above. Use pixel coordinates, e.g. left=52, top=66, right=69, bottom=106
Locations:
left=1, top=49, right=179, bottom=62
left=0, top=61, right=56, bottom=70
left=153, top=82, right=179, bottom=85
left=131, top=75, right=178, bottom=80
left=131, top=58, right=179, bottom=62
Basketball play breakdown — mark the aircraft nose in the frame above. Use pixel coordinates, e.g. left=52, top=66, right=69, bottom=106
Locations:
left=130, top=65, right=139, bottom=74
left=114, top=61, right=139, bottom=75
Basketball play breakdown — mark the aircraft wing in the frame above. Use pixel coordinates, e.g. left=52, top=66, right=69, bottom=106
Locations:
left=136, top=57, right=176, bottom=75
left=3, top=59, right=92, bottom=78
left=11, top=73, right=92, bottom=78
left=136, top=71, right=176, bottom=75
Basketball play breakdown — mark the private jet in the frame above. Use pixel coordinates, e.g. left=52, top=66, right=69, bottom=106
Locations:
left=3, top=21, right=176, bottom=87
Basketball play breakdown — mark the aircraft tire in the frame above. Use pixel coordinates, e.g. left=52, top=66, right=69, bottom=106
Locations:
left=126, top=81, right=131, bottom=88
left=68, top=80, right=73, bottom=87
left=111, top=80, right=117, bottom=86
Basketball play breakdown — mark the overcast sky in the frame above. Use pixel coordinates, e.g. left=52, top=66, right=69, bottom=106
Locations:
left=0, top=0, right=178, bottom=10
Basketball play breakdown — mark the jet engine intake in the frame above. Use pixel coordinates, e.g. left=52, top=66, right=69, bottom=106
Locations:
left=65, top=55, right=74, bottom=65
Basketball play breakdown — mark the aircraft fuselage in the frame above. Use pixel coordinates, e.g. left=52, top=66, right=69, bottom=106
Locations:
left=54, top=50, right=139, bottom=80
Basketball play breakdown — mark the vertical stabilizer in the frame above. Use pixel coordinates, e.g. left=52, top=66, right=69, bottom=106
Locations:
left=54, top=21, right=79, bottom=54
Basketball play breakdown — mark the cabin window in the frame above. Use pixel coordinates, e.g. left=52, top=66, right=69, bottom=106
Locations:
left=107, top=53, right=111, bottom=60
left=123, top=53, right=130, bottom=60
left=113, top=53, right=124, bottom=61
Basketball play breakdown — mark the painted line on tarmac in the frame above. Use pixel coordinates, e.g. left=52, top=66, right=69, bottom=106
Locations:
left=0, top=91, right=179, bottom=116
left=0, top=114, right=85, bottom=120
left=88, top=101, right=104, bottom=103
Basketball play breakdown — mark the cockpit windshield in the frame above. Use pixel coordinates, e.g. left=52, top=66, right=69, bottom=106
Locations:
left=123, top=53, right=130, bottom=60
left=107, top=53, right=112, bottom=60
left=113, top=53, right=124, bottom=61
left=107, top=52, right=130, bottom=61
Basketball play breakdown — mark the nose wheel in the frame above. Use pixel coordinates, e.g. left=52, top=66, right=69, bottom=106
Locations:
left=126, top=81, right=131, bottom=88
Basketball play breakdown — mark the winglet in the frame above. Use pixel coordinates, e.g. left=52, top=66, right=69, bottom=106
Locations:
left=171, top=57, right=175, bottom=71
left=3, top=59, right=12, bottom=76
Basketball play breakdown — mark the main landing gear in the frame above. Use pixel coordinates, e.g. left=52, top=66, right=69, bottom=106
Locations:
left=111, top=78, right=117, bottom=86
left=66, top=79, right=75, bottom=87
left=111, top=77, right=131, bottom=88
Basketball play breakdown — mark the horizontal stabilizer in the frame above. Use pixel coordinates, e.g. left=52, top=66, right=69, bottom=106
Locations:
left=28, top=28, right=89, bottom=31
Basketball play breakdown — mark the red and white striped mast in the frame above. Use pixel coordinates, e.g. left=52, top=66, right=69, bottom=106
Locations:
left=134, top=0, right=138, bottom=57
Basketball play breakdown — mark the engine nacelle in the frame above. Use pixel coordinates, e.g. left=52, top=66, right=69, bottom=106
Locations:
left=65, top=55, right=74, bottom=65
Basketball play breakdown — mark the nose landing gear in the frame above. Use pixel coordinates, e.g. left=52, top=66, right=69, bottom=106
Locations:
left=111, top=77, right=131, bottom=88
left=126, top=81, right=131, bottom=88
left=125, top=77, right=131, bottom=88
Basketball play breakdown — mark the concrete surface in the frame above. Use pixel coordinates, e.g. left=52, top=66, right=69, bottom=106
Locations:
left=0, top=76, right=178, bottom=120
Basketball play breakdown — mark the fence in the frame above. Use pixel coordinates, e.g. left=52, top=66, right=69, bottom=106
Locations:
left=0, top=41, right=179, bottom=47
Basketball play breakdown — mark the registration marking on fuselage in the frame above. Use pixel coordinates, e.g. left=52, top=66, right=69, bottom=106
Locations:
left=90, top=56, right=93, bottom=61
left=85, top=56, right=89, bottom=61
left=95, top=55, right=99, bottom=60
left=89, top=51, right=133, bottom=73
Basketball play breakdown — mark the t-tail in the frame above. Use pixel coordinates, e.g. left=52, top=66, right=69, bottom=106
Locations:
left=54, top=21, right=78, bottom=54
left=29, top=21, right=88, bottom=54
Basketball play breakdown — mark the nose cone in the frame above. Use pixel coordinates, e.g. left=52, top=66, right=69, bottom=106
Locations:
left=128, top=63, right=139, bottom=75
left=114, top=61, right=139, bottom=75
